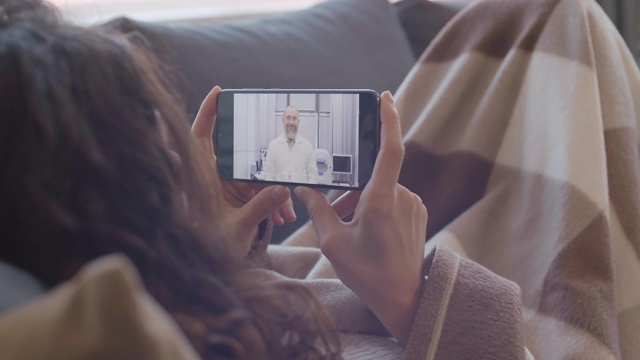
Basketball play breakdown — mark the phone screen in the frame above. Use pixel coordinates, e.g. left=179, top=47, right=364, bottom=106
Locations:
left=215, top=89, right=380, bottom=190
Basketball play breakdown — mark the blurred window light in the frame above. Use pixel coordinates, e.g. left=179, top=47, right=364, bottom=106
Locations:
left=49, top=0, right=327, bottom=24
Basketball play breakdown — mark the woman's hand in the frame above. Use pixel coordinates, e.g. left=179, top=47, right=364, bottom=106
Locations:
left=191, top=86, right=297, bottom=256
left=294, top=91, right=427, bottom=345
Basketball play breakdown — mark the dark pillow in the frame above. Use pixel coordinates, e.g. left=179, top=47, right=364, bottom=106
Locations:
left=103, top=0, right=416, bottom=120
left=394, top=0, right=471, bottom=59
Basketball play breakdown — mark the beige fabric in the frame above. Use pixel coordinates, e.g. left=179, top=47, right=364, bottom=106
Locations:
left=0, top=255, right=200, bottom=360
left=265, top=242, right=526, bottom=360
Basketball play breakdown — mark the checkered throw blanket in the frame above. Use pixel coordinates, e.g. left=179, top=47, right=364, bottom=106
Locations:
left=263, top=0, right=640, bottom=358
left=394, top=0, right=640, bottom=358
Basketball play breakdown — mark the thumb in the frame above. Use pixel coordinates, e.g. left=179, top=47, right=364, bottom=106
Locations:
left=235, top=186, right=290, bottom=230
left=294, top=187, right=341, bottom=235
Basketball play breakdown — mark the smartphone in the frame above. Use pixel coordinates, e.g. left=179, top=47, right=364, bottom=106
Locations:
left=214, top=89, right=380, bottom=190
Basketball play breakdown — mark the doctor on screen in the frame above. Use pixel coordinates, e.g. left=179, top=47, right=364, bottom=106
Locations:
left=263, top=105, right=318, bottom=183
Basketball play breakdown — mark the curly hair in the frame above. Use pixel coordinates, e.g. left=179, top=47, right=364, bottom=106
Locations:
left=0, top=1, right=340, bottom=358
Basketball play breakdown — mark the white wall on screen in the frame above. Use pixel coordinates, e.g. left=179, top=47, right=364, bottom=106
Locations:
left=233, top=93, right=274, bottom=179
left=289, top=93, right=317, bottom=112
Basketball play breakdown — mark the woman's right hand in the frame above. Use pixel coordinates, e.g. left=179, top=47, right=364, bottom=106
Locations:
left=294, top=91, right=427, bottom=345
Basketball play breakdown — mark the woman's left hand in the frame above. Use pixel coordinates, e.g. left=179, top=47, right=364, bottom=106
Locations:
left=191, top=86, right=297, bottom=256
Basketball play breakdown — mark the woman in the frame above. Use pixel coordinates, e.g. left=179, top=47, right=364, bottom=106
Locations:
left=0, top=0, right=428, bottom=358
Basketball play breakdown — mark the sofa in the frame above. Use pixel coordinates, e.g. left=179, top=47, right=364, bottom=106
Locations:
left=0, top=0, right=470, bottom=356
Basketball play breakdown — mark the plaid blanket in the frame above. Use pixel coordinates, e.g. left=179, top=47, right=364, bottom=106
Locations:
left=394, top=0, right=640, bottom=358
left=263, top=0, right=640, bottom=358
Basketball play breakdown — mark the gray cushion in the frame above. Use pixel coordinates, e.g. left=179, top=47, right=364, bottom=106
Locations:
left=394, top=0, right=471, bottom=59
left=103, top=0, right=416, bottom=120
left=0, top=260, right=45, bottom=314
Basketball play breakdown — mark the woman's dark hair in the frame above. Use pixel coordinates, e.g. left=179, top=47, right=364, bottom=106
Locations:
left=0, top=1, right=340, bottom=358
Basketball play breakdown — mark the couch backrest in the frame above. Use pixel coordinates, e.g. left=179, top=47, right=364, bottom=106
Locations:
left=102, top=0, right=417, bottom=121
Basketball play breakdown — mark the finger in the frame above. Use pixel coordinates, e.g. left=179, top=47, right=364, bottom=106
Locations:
left=412, top=192, right=424, bottom=206
left=414, top=193, right=428, bottom=225
left=191, top=86, right=222, bottom=147
left=271, top=212, right=285, bottom=226
left=395, top=185, right=417, bottom=218
left=294, top=187, right=342, bottom=236
left=233, top=182, right=295, bottom=223
left=235, top=186, right=291, bottom=230
left=277, top=197, right=297, bottom=223
left=369, top=91, right=405, bottom=192
left=331, top=191, right=361, bottom=220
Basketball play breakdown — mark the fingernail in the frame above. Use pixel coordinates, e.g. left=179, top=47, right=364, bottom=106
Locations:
left=294, top=187, right=307, bottom=201
left=272, top=186, right=288, bottom=202
left=383, top=91, right=395, bottom=104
